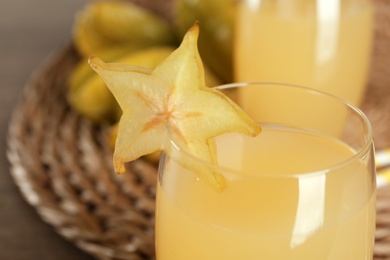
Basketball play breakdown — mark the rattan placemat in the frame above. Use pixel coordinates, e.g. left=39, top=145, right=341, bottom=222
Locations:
left=7, top=0, right=390, bottom=259
left=7, top=44, right=157, bottom=259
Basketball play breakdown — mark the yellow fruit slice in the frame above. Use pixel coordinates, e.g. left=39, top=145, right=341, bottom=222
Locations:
left=108, top=123, right=161, bottom=163
left=89, top=23, right=260, bottom=189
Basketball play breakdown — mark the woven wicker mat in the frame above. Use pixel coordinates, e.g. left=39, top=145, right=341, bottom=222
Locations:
left=6, top=0, right=390, bottom=259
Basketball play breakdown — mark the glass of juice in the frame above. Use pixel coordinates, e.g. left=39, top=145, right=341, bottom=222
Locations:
left=155, top=83, right=376, bottom=259
left=235, top=0, right=374, bottom=106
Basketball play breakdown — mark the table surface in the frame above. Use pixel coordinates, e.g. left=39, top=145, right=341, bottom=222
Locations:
left=0, top=1, right=95, bottom=259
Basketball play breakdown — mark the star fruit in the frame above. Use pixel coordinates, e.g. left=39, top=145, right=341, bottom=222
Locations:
left=89, top=23, right=260, bottom=189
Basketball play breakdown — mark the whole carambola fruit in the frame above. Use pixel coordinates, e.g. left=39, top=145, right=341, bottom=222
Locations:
left=173, top=0, right=236, bottom=83
left=73, top=0, right=178, bottom=57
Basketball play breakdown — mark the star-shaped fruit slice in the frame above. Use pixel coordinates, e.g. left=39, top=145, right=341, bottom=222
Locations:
left=89, top=23, right=260, bottom=189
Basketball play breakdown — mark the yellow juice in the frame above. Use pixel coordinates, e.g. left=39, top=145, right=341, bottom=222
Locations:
left=235, top=0, right=373, bottom=106
left=155, top=125, right=375, bottom=259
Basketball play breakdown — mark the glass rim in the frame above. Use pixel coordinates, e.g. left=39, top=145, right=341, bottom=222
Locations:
left=166, top=82, right=374, bottom=178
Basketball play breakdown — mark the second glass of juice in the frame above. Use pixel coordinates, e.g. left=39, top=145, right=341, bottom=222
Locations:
left=155, top=83, right=376, bottom=259
left=235, top=0, right=374, bottom=106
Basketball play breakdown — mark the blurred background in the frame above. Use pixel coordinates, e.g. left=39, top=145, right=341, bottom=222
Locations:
left=0, top=1, right=93, bottom=259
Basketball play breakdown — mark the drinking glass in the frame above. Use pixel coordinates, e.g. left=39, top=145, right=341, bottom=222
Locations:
left=155, top=83, right=376, bottom=260
left=235, top=0, right=374, bottom=106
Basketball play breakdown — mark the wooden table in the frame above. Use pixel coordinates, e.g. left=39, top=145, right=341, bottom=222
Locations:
left=0, top=1, right=94, bottom=259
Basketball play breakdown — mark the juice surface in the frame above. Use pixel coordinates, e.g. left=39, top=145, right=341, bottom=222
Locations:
left=155, top=125, right=375, bottom=260
left=235, top=0, right=373, bottom=106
